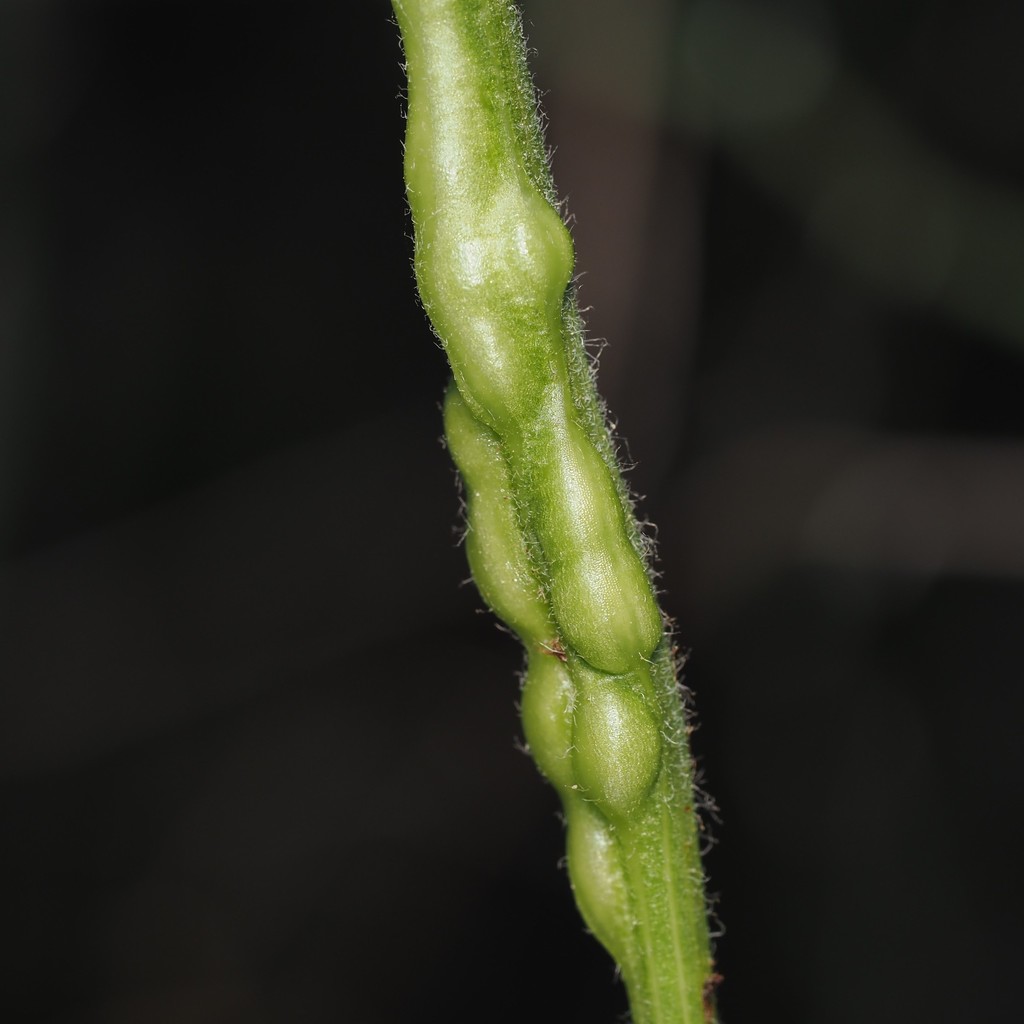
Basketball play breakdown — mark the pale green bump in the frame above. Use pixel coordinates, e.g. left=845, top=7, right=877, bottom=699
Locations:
left=532, top=413, right=662, bottom=673
left=571, top=668, right=663, bottom=821
left=565, top=796, right=634, bottom=971
left=520, top=651, right=576, bottom=791
left=421, top=184, right=574, bottom=319
left=443, top=385, right=552, bottom=644
left=416, top=184, right=574, bottom=431
left=396, top=0, right=574, bottom=431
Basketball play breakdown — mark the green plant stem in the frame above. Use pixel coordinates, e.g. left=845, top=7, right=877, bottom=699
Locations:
left=390, top=2, right=719, bottom=1021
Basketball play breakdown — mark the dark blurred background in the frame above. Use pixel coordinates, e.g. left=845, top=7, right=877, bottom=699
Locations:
left=2, top=1, right=1022, bottom=1021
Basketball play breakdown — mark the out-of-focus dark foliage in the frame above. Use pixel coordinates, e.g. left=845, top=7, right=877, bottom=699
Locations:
left=2, top=2, right=1022, bottom=1022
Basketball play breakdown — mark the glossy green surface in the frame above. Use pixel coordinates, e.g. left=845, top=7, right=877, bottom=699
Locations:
left=392, top=3, right=718, bottom=1021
